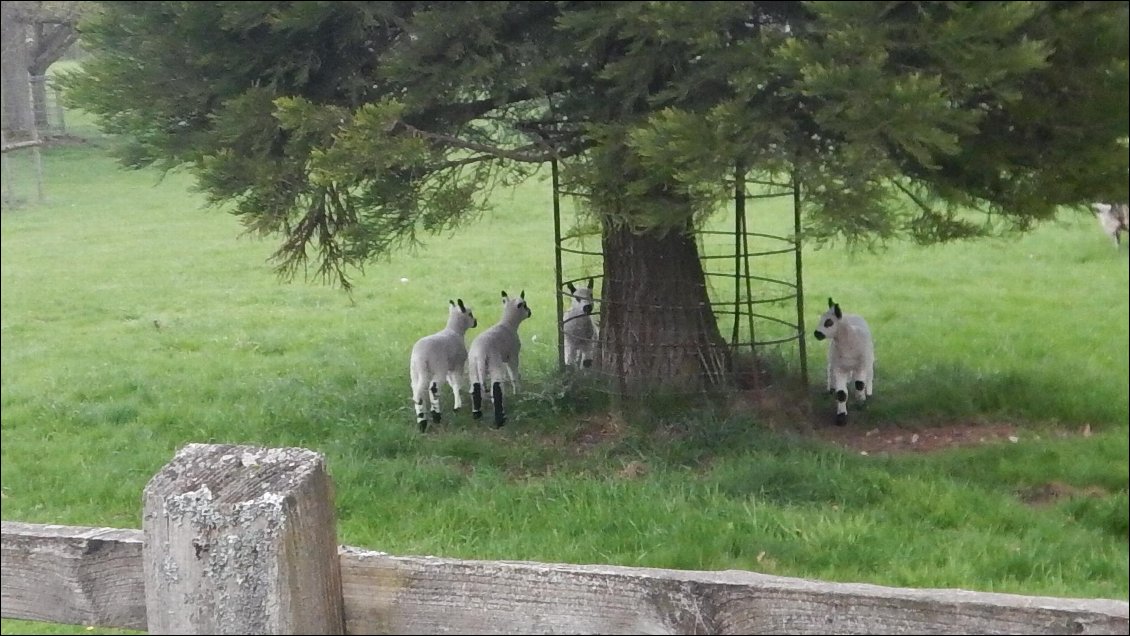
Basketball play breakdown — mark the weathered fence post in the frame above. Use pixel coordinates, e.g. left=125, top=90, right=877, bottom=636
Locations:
left=142, top=443, right=345, bottom=634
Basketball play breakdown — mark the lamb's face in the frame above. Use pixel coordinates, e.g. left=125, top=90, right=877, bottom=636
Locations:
left=813, top=300, right=843, bottom=341
left=501, top=290, right=533, bottom=323
left=567, top=279, right=595, bottom=315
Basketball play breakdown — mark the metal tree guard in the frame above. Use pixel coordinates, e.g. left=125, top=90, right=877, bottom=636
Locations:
left=552, top=159, right=809, bottom=393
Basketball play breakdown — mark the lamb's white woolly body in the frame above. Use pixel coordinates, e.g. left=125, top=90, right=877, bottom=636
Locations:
left=813, top=298, right=875, bottom=426
left=562, top=278, right=597, bottom=369
left=409, top=299, right=477, bottom=432
left=468, top=290, right=532, bottom=427
left=1091, top=202, right=1129, bottom=248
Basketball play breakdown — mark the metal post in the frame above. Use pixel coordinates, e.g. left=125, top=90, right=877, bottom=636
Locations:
left=552, top=159, right=566, bottom=371
left=792, top=174, right=808, bottom=389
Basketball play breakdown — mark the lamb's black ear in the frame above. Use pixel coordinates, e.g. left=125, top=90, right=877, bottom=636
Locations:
left=449, top=299, right=455, bottom=307
left=457, top=298, right=466, bottom=312
left=833, top=303, right=842, bottom=319
left=501, top=290, right=508, bottom=301
left=827, top=297, right=834, bottom=308
left=566, top=282, right=576, bottom=293
left=587, top=277, right=594, bottom=289
left=520, top=290, right=526, bottom=299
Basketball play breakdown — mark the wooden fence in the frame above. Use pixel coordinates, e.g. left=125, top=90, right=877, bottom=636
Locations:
left=2, top=443, right=1127, bottom=635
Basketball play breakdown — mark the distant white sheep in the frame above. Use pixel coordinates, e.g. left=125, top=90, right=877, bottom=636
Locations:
left=1091, top=202, right=1129, bottom=248
left=468, top=290, right=533, bottom=427
left=562, top=277, right=598, bottom=369
left=813, top=297, right=875, bottom=427
left=409, top=299, right=477, bottom=432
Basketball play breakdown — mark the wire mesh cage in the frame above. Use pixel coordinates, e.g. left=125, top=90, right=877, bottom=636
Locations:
left=2, top=73, right=54, bottom=208
left=28, top=75, right=68, bottom=138
left=1, top=130, right=44, bottom=209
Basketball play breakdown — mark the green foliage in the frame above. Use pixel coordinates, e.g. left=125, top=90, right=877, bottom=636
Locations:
left=57, top=1, right=1129, bottom=285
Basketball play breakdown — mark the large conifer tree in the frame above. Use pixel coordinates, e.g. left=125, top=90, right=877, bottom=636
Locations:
left=62, top=1, right=1129, bottom=394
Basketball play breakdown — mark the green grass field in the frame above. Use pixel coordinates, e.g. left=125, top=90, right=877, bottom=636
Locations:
left=1, top=116, right=1127, bottom=633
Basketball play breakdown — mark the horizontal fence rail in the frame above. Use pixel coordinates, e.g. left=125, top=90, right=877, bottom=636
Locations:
left=339, top=547, right=1130, bottom=635
left=3, top=443, right=1129, bottom=635
left=1, top=523, right=146, bottom=630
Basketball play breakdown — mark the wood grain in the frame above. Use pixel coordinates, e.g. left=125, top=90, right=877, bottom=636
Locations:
left=339, top=548, right=1129, bottom=635
left=141, top=443, right=345, bottom=634
left=1, top=521, right=146, bottom=630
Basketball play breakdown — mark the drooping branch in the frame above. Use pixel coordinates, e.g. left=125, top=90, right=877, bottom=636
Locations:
left=891, top=177, right=941, bottom=219
left=271, top=184, right=359, bottom=290
left=891, top=176, right=987, bottom=243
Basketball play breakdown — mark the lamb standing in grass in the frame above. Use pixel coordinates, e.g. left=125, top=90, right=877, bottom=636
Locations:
left=562, top=277, right=597, bottom=369
left=813, top=297, right=874, bottom=427
left=1091, top=202, right=1129, bottom=248
left=409, top=298, right=477, bottom=432
left=468, top=290, right=532, bottom=428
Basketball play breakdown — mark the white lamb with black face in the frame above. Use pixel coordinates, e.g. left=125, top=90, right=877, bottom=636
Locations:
left=468, top=290, right=532, bottom=428
left=562, top=277, right=597, bottom=369
left=813, top=297, right=875, bottom=427
left=409, top=299, right=477, bottom=432
left=1091, top=202, right=1129, bottom=248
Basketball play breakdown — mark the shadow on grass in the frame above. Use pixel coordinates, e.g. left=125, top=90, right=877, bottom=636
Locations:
left=491, top=358, right=1127, bottom=471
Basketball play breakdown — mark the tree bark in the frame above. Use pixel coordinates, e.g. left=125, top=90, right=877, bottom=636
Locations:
left=599, top=220, right=730, bottom=398
left=1, top=11, right=34, bottom=137
left=30, top=22, right=79, bottom=130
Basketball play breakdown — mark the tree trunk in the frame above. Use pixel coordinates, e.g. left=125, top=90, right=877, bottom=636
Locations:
left=1, top=11, right=34, bottom=137
left=598, top=220, right=731, bottom=398
left=30, top=22, right=80, bottom=131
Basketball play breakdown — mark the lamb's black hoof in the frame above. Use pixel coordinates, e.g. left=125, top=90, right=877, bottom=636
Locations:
left=472, top=410, right=483, bottom=420
left=418, top=419, right=428, bottom=433
left=431, top=411, right=441, bottom=424
left=494, top=417, right=506, bottom=428
left=834, top=412, right=847, bottom=427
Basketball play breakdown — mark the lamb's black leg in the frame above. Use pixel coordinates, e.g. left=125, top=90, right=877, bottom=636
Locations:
left=492, top=381, right=506, bottom=427
left=472, top=382, right=483, bottom=420
left=416, top=399, right=428, bottom=433
left=430, top=382, right=441, bottom=423
left=835, top=389, right=848, bottom=427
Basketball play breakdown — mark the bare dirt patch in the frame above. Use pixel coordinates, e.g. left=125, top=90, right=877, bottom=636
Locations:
left=813, top=421, right=1095, bottom=456
left=726, top=386, right=1099, bottom=458
left=816, top=422, right=1022, bottom=455
left=568, top=412, right=629, bottom=450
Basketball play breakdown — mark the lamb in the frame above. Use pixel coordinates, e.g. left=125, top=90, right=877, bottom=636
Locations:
left=813, top=297, right=875, bottom=427
left=409, top=298, right=477, bottom=432
left=562, top=277, right=598, bottom=369
left=1091, top=202, right=1129, bottom=248
left=468, top=290, right=533, bottom=428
